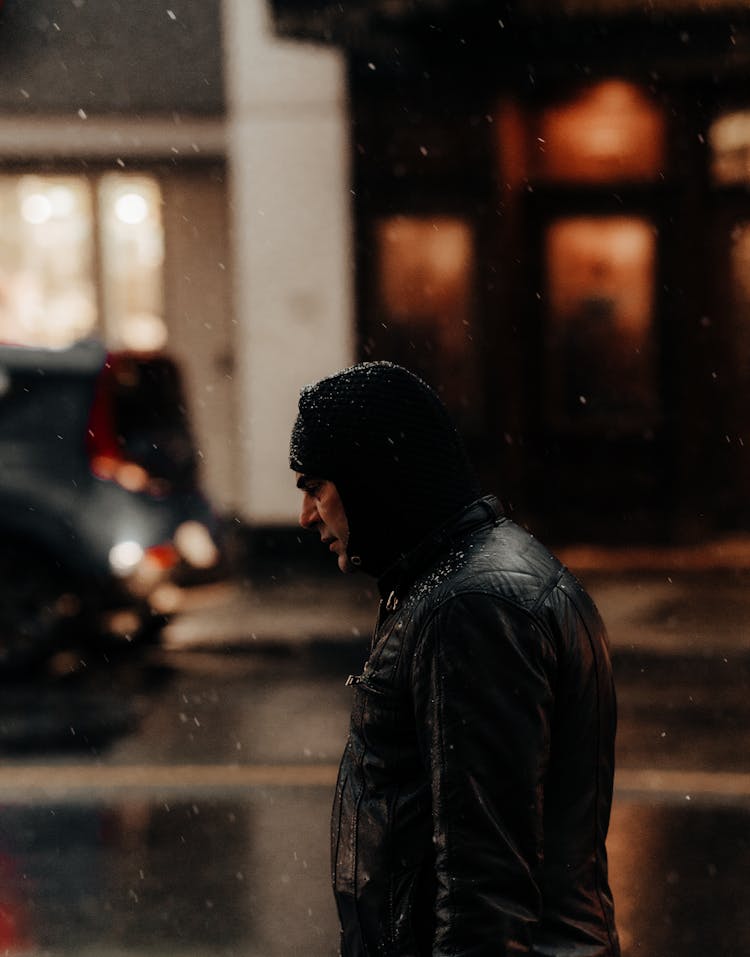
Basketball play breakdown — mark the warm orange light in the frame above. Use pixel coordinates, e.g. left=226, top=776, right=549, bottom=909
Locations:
left=535, top=80, right=665, bottom=183
left=372, top=214, right=482, bottom=429
left=542, top=214, right=660, bottom=431
left=377, top=216, right=473, bottom=319
left=114, top=461, right=149, bottom=493
left=91, top=454, right=119, bottom=480
left=143, top=543, right=180, bottom=571
left=711, top=111, right=750, bottom=184
left=546, top=216, right=656, bottom=337
left=91, top=455, right=149, bottom=493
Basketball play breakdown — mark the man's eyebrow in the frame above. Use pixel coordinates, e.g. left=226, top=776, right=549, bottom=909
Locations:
left=296, top=474, right=320, bottom=490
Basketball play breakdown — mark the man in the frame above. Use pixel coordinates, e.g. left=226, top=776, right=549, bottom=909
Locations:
left=290, top=361, right=620, bottom=957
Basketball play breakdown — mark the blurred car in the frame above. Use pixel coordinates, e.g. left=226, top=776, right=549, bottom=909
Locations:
left=0, top=338, right=224, bottom=674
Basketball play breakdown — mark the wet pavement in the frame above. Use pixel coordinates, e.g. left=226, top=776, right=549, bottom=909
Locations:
left=0, top=560, right=749, bottom=956
left=5, top=792, right=747, bottom=957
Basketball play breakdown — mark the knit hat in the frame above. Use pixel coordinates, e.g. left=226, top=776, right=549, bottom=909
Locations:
left=289, top=361, right=481, bottom=577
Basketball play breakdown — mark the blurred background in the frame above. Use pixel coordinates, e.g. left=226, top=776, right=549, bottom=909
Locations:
left=2, top=0, right=750, bottom=550
left=0, top=1, right=749, bottom=956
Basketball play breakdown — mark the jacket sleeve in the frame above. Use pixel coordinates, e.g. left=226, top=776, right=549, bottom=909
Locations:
left=410, top=591, right=556, bottom=956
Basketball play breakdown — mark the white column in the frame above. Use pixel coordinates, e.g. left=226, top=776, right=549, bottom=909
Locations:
left=222, top=0, right=354, bottom=524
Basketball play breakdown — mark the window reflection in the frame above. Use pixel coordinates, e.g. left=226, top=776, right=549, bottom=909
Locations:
left=370, top=214, right=482, bottom=433
left=544, top=215, right=660, bottom=432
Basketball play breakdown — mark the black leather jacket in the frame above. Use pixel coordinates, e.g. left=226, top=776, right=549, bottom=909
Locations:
left=332, top=496, right=620, bottom=956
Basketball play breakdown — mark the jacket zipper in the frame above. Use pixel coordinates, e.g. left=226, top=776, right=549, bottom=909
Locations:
left=345, top=591, right=400, bottom=688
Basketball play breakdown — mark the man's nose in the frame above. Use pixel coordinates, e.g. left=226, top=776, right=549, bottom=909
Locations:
left=299, top=493, right=319, bottom=529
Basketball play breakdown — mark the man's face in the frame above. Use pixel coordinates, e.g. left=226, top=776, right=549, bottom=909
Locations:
left=295, top=474, right=353, bottom=573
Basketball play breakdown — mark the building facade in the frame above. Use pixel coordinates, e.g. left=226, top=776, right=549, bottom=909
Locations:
left=0, top=0, right=353, bottom=537
left=5, top=0, right=750, bottom=548
left=273, top=0, right=750, bottom=545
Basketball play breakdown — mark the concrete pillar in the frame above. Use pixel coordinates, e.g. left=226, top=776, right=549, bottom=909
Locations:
left=222, top=0, right=354, bottom=524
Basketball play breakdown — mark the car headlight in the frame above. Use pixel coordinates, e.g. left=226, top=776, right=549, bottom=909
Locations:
left=108, top=538, right=180, bottom=598
left=109, top=540, right=145, bottom=577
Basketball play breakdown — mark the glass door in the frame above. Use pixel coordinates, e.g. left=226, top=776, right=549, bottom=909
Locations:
left=530, top=200, right=667, bottom=541
left=542, top=213, right=660, bottom=435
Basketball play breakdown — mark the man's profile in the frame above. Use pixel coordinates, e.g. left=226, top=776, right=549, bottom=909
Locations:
left=290, top=361, right=620, bottom=957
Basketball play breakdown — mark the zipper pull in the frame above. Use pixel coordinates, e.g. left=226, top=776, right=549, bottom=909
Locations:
left=345, top=674, right=362, bottom=687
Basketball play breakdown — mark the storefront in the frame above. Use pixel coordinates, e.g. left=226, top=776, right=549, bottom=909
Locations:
left=274, top=0, right=750, bottom=544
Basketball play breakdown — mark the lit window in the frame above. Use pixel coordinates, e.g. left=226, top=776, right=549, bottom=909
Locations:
left=534, top=80, right=666, bottom=184
left=99, top=174, right=166, bottom=353
left=370, top=215, right=482, bottom=432
left=709, top=112, right=750, bottom=184
left=0, top=172, right=165, bottom=353
left=544, top=215, right=660, bottom=431
left=0, top=175, right=96, bottom=348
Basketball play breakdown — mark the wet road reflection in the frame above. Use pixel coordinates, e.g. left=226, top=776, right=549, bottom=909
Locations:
left=0, top=793, right=747, bottom=956
left=0, top=643, right=747, bottom=956
left=610, top=802, right=750, bottom=956
left=0, top=793, right=337, bottom=957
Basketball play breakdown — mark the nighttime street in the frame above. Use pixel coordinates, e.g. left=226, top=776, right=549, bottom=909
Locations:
left=3, top=2, right=750, bottom=956
left=0, top=568, right=748, bottom=957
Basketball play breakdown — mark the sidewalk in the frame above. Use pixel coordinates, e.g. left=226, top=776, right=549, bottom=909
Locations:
left=163, top=537, right=750, bottom=658
left=161, top=575, right=376, bottom=652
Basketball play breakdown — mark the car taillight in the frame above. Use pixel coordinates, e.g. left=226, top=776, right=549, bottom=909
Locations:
left=144, top=543, right=181, bottom=570
left=87, top=357, right=119, bottom=467
left=86, top=356, right=155, bottom=495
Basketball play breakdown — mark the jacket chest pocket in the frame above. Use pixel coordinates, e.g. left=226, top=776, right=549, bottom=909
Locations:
left=352, top=676, right=413, bottom=773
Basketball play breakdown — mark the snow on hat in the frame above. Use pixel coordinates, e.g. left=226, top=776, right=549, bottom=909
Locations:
left=290, top=361, right=480, bottom=576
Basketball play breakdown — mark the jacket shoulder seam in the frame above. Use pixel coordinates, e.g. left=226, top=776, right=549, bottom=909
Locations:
left=410, top=587, right=552, bottom=671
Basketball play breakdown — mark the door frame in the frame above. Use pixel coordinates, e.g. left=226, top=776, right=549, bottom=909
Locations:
left=521, top=184, right=674, bottom=542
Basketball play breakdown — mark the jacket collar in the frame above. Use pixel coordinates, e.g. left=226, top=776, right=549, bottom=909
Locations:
left=376, top=495, right=503, bottom=601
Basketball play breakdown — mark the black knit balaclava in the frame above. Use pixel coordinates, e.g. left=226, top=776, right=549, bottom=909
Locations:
left=289, top=362, right=481, bottom=577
